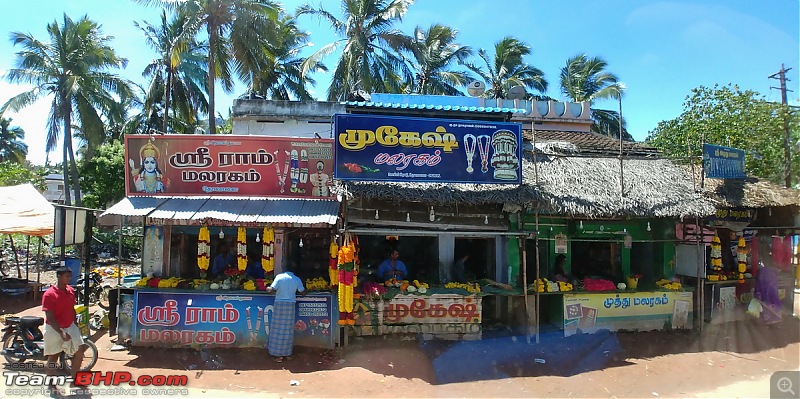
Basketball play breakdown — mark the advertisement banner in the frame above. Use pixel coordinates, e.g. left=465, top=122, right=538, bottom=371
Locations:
left=125, top=135, right=334, bottom=197
left=563, top=291, right=693, bottom=336
left=703, top=143, right=746, bottom=179
left=334, top=114, right=522, bottom=184
left=132, top=290, right=336, bottom=349
left=352, top=294, right=482, bottom=339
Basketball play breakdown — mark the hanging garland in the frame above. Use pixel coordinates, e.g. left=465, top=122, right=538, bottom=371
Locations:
left=262, top=227, right=274, bottom=274
left=337, top=234, right=358, bottom=325
left=710, top=234, right=723, bottom=274
left=737, top=236, right=747, bottom=283
left=328, top=239, right=339, bottom=287
left=198, top=226, right=210, bottom=277
left=237, top=227, right=247, bottom=272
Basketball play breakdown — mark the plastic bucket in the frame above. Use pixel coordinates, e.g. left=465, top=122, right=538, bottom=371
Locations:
left=64, top=258, right=81, bottom=285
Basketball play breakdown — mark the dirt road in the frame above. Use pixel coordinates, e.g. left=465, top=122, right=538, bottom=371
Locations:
left=2, top=296, right=798, bottom=398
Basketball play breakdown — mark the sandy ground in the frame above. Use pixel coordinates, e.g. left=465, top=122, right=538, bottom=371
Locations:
left=1, top=295, right=799, bottom=399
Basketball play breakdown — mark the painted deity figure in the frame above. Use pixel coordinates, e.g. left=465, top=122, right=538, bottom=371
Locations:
left=129, top=141, right=168, bottom=193
left=309, top=161, right=330, bottom=197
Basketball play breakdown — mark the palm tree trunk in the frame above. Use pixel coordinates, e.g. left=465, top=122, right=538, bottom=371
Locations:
left=207, top=25, right=217, bottom=135
left=163, top=68, right=172, bottom=133
left=61, top=102, right=72, bottom=207
left=63, top=107, right=82, bottom=207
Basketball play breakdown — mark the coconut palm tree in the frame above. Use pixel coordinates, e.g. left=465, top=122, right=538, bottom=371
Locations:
left=559, top=54, right=631, bottom=140
left=2, top=14, right=132, bottom=206
left=0, top=118, right=28, bottom=163
left=248, top=14, right=326, bottom=100
left=408, top=24, right=472, bottom=95
left=299, top=0, right=414, bottom=100
left=137, top=0, right=279, bottom=135
left=465, top=36, right=547, bottom=99
left=137, top=11, right=209, bottom=133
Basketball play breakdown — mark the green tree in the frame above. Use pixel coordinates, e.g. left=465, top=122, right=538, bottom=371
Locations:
left=0, top=161, right=48, bottom=190
left=0, top=118, right=28, bottom=163
left=137, top=11, right=209, bottom=133
left=299, top=0, right=413, bottom=100
left=79, top=141, right=125, bottom=209
left=2, top=14, right=132, bottom=206
left=646, top=84, right=799, bottom=184
left=465, top=36, right=547, bottom=99
left=559, top=54, right=631, bottom=140
left=248, top=13, right=326, bottom=100
left=408, top=24, right=472, bottom=95
left=138, top=0, right=279, bottom=135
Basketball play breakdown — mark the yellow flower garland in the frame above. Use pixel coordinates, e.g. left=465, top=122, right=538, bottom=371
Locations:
left=237, top=227, right=247, bottom=271
left=262, top=227, right=274, bottom=273
left=198, top=226, right=210, bottom=272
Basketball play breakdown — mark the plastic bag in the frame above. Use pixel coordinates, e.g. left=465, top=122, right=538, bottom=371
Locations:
left=747, top=297, right=762, bottom=318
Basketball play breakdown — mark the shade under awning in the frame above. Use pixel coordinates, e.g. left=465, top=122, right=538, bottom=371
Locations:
left=100, top=196, right=340, bottom=226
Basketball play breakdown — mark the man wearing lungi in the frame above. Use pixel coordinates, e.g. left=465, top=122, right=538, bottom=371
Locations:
left=266, top=266, right=306, bottom=362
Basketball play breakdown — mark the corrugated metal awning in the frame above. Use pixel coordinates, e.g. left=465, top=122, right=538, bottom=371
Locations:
left=100, top=196, right=340, bottom=226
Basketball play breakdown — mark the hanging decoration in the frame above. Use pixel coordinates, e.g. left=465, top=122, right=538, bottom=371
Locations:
left=261, top=227, right=274, bottom=273
left=737, top=236, right=747, bottom=283
left=197, top=226, right=210, bottom=277
left=237, top=227, right=247, bottom=272
left=328, top=239, right=339, bottom=287
left=337, top=234, right=359, bottom=325
left=710, top=234, right=723, bottom=274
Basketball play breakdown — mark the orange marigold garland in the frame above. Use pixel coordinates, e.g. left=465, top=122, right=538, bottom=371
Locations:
left=710, top=234, right=723, bottom=274
left=198, top=226, right=210, bottom=277
left=337, top=234, right=358, bottom=325
left=737, top=236, right=747, bottom=283
left=328, top=240, right=339, bottom=287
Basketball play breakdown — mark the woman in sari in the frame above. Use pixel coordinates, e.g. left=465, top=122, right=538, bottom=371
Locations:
left=755, top=263, right=782, bottom=325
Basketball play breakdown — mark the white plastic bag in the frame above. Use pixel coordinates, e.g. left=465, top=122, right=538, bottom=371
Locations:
left=747, top=297, right=762, bottom=318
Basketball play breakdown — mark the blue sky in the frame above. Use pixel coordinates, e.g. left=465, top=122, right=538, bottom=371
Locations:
left=0, top=0, right=797, bottom=165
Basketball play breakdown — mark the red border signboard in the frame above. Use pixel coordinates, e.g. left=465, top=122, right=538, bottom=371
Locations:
left=124, top=135, right=334, bottom=197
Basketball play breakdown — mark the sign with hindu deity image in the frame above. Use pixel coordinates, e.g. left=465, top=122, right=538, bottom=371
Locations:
left=124, top=135, right=334, bottom=197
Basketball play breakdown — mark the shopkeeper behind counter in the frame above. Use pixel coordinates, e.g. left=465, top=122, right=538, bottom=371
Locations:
left=377, top=249, right=408, bottom=281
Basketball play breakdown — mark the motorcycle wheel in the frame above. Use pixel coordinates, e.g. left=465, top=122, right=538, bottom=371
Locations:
left=97, top=287, right=111, bottom=310
left=2, top=331, right=23, bottom=365
left=60, top=339, right=98, bottom=373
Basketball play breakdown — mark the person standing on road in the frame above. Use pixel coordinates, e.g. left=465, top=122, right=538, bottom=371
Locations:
left=265, top=265, right=306, bottom=363
left=42, top=267, right=87, bottom=391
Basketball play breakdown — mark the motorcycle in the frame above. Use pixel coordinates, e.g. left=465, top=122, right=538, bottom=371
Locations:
left=1, top=315, right=98, bottom=373
left=73, top=271, right=111, bottom=310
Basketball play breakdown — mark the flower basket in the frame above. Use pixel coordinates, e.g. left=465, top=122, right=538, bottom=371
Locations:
left=625, top=276, right=639, bottom=289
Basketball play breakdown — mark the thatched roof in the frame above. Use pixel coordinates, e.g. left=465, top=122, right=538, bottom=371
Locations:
left=333, top=130, right=717, bottom=218
left=686, top=167, right=800, bottom=208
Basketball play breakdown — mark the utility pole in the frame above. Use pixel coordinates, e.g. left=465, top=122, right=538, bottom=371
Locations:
left=769, top=64, right=793, bottom=188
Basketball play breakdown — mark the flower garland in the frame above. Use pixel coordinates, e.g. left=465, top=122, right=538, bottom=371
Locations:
left=237, top=227, right=247, bottom=272
left=198, top=226, right=210, bottom=276
left=337, top=234, right=358, bottom=325
left=262, top=227, right=274, bottom=274
left=737, top=236, right=747, bottom=283
left=328, top=240, right=339, bottom=287
left=710, top=234, right=723, bottom=274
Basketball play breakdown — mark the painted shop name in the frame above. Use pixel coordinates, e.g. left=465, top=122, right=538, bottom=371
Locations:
left=339, top=126, right=459, bottom=152
left=603, top=294, right=670, bottom=309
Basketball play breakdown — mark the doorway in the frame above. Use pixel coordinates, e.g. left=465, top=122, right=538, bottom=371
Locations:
left=454, top=237, right=495, bottom=281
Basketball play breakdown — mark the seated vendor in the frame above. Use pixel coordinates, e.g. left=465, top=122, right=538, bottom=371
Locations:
left=246, top=253, right=266, bottom=279
left=212, top=244, right=236, bottom=277
left=552, top=254, right=570, bottom=282
left=377, top=249, right=408, bottom=281
left=452, top=254, right=469, bottom=283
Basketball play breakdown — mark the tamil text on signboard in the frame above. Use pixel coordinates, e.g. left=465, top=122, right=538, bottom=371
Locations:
left=703, top=143, right=746, bottom=179
left=124, top=135, right=334, bottom=197
left=563, top=291, right=693, bottom=336
left=334, top=114, right=522, bottom=184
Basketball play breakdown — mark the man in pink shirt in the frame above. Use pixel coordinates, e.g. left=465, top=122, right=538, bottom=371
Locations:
left=41, top=267, right=87, bottom=391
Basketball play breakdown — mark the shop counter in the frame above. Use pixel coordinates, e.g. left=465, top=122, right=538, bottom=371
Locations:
left=118, top=288, right=338, bottom=349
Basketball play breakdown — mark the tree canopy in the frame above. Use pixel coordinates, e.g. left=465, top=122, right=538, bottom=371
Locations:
left=646, top=84, right=798, bottom=186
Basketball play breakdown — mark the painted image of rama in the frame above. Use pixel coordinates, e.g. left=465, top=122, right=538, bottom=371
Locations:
left=129, top=141, right=170, bottom=193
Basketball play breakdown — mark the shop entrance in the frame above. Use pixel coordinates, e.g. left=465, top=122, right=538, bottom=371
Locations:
left=355, top=235, right=439, bottom=283
left=571, top=241, right=621, bottom=281
left=453, top=237, right=495, bottom=282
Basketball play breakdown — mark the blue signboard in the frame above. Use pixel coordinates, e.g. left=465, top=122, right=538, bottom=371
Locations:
left=132, top=290, right=336, bottom=349
left=334, top=114, right=522, bottom=184
left=703, top=144, right=746, bottom=179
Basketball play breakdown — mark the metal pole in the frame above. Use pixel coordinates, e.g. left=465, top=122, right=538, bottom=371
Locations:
left=769, top=64, right=793, bottom=188
left=36, top=237, right=42, bottom=297
left=534, top=205, right=541, bottom=344
left=619, top=96, right=625, bottom=197
left=25, top=235, right=31, bottom=281
left=695, top=216, right=704, bottom=332
left=118, top=216, right=123, bottom=287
